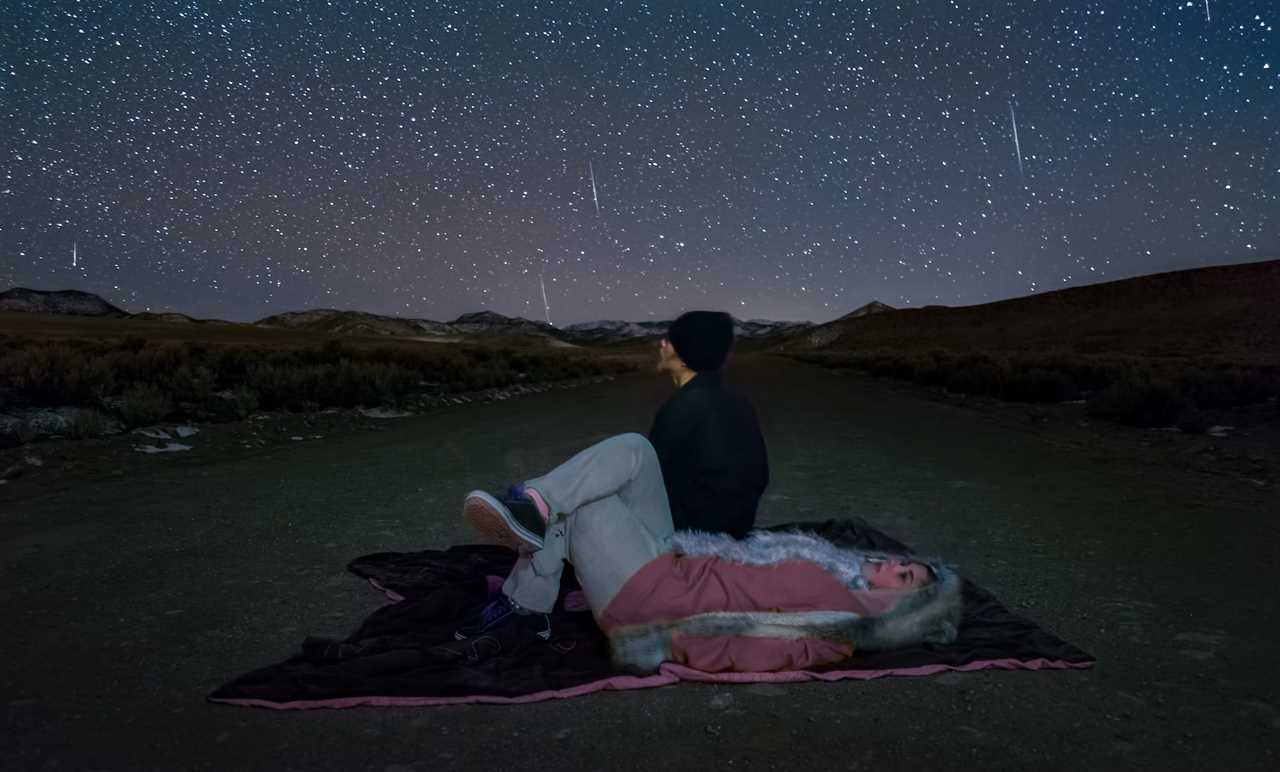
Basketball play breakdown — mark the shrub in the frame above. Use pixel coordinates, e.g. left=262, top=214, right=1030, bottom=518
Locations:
left=1180, top=367, right=1274, bottom=409
left=461, top=365, right=508, bottom=392
left=226, top=385, right=260, bottom=418
left=910, top=354, right=947, bottom=386
left=1177, top=408, right=1211, bottom=434
left=0, top=345, right=115, bottom=406
left=1071, top=360, right=1119, bottom=392
left=315, top=339, right=348, bottom=363
left=0, top=333, right=632, bottom=427
left=199, top=385, right=260, bottom=421
left=328, top=359, right=417, bottom=407
left=508, top=352, right=532, bottom=373
left=1087, top=376, right=1190, bottom=428
left=102, top=344, right=189, bottom=387
left=1022, top=353, right=1114, bottom=393
left=118, top=383, right=173, bottom=427
left=207, top=346, right=255, bottom=381
left=429, top=351, right=471, bottom=385
left=944, top=358, right=1009, bottom=398
left=0, top=418, right=37, bottom=447
left=867, top=356, right=900, bottom=378
left=70, top=408, right=112, bottom=439
left=163, top=364, right=217, bottom=404
left=246, top=363, right=329, bottom=411
left=1003, top=367, right=1081, bottom=403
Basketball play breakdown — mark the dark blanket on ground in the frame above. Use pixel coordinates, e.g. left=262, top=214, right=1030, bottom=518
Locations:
left=209, top=520, right=1094, bottom=709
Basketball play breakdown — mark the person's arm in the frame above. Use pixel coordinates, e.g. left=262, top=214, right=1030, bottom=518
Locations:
left=648, top=395, right=706, bottom=529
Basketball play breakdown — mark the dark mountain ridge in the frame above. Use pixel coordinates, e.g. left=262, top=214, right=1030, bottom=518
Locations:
left=0, top=288, right=812, bottom=346
left=783, top=258, right=1280, bottom=362
left=0, top=288, right=129, bottom=318
left=12, top=258, right=1274, bottom=358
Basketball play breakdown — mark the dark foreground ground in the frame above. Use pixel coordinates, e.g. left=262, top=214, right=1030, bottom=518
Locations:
left=2, top=356, right=1277, bottom=771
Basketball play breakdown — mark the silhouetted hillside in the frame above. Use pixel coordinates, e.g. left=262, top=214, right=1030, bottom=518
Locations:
left=0, top=288, right=128, bottom=317
left=786, top=259, right=1280, bottom=363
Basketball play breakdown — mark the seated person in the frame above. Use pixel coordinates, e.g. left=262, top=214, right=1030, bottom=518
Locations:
left=458, top=433, right=962, bottom=673
left=649, top=310, right=770, bottom=539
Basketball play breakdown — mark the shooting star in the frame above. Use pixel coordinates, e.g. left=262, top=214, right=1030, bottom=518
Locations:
left=588, top=160, right=600, bottom=215
left=539, top=275, right=553, bottom=326
left=1204, top=0, right=1211, bottom=23
left=72, top=241, right=78, bottom=268
left=1009, top=102, right=1024, bottom=178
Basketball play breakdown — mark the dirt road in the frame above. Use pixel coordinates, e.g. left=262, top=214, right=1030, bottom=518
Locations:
left=2, top=356, right=1276, bottom=770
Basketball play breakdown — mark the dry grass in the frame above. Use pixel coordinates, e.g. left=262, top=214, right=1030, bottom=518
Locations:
left=787, top=350, right=1279, bottom=430
left=798, top=348, right=1280, bottom=430
left=0, top=319, right=636, bottom=433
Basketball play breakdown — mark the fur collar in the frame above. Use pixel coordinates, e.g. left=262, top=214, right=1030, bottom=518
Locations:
left=671, top=529, right=879, bottom=590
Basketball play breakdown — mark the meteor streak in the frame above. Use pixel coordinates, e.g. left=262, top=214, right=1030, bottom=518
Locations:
left=1205, top=0, right=1211, bottom=23
left=588, top=160, right=600, bottom=215
left=72, top=241, right=78, bottom=268
left=1009, top=102, right=1024, bottom=178
left=539, top=275, right=553, bottom=326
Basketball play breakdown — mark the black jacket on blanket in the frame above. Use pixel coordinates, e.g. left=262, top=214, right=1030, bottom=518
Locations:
left=647, top=370, right=769, bottom=538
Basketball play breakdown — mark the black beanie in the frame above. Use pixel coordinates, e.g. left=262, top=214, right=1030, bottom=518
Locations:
left=665, top=311, right=734, bottom=372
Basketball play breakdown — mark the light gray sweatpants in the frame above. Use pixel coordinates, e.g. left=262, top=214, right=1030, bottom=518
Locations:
left=502, top=433, right=675, bottom=615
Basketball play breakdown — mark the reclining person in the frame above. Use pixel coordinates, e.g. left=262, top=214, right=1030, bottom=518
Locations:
left=457, top=433, right=962, bottom=673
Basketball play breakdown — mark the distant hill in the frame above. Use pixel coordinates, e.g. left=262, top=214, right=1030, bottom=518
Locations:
left=448, top=311, right=558, bottom=338
left=0, top=287, right=811, bottom=346
left=803, top=301, right=894, bottom=347
left=131, top=311, right=237, bottom=325
left=256, top=308, right=456, bottom=338
left=559, top=319, right=670, bottom=345
left=837, top=300, right=895, bottom=321
left=261, top=309, right=811, bottom=345
left=558, top=317, right=812, bottom=346
left=0, top=288, right=129, bottom=317
left=781, top=259, right=1280, bottom=362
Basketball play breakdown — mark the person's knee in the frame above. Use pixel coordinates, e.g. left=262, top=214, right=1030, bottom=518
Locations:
left=618, top=432, right=656, bottom=457
left=625, top=433, right=663, bottom=475
left=618, top=431, right=649, bottom=447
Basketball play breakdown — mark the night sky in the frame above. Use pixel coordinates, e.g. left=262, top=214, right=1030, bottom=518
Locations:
left=2, top=1, right=1275, bottom=325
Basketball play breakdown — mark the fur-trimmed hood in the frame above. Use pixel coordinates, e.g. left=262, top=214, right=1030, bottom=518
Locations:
left=608, top=529, right=964, bottom=673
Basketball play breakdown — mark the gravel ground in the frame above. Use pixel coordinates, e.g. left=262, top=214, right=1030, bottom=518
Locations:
left=2, top=355, right=1276, bottom=771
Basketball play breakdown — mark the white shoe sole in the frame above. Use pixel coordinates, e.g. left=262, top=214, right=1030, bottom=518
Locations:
left=463, top=490, right=545, bottom=551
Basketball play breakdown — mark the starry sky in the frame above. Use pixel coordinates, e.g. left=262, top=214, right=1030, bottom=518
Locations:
left=2, top=1, right=1276, bottom=325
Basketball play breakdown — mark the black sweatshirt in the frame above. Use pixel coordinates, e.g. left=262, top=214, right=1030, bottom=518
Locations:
left=647, top=370, right=769, bottom=538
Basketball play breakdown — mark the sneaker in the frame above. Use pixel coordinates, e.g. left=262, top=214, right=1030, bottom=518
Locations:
left=453, top=593, right=552, bottom=641
left=430, top=614, right=550, bottom=666
left=463, top=487, right=546, bottom=550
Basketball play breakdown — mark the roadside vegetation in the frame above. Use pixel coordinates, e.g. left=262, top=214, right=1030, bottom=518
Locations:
left=0, top=334, right=633, bottom=442
left=785, top=350, right=1279, bottom=432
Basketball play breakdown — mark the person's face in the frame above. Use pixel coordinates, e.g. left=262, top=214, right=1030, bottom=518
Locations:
left=861, top=559, right=931, bottom=590
left=656, top=338, right=680, bottom=373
